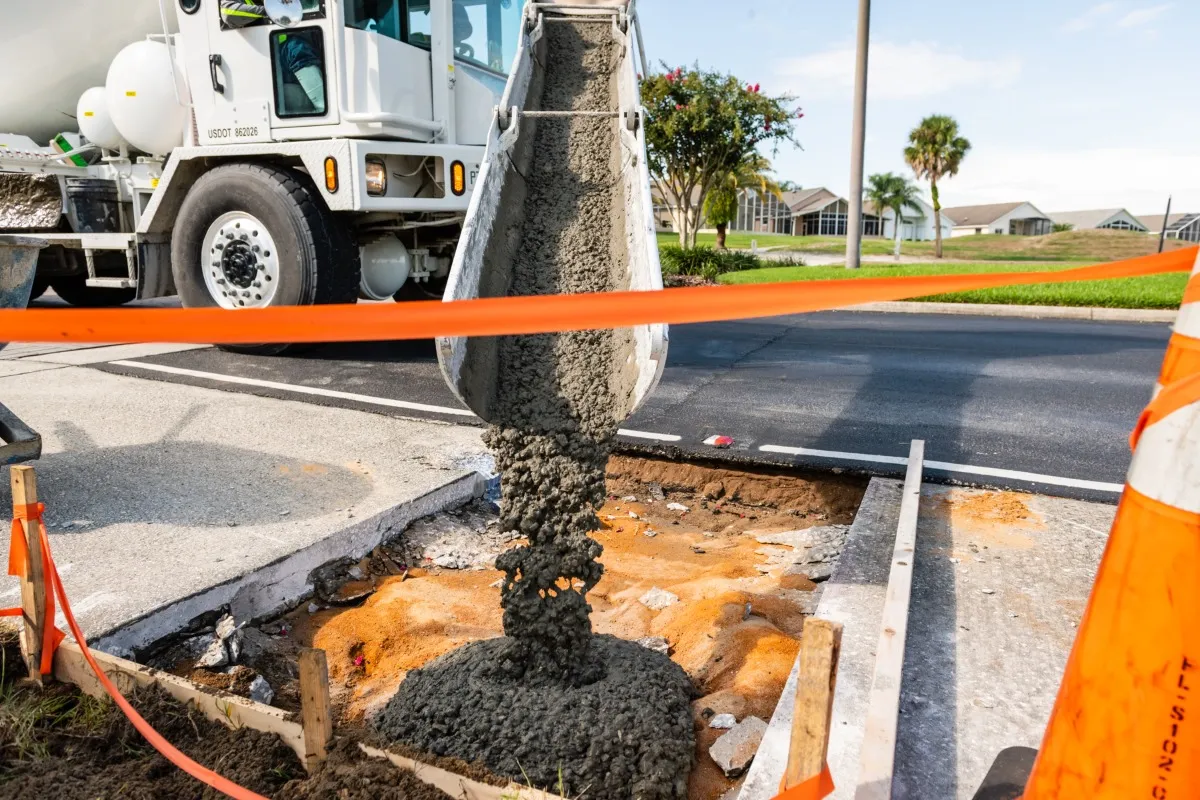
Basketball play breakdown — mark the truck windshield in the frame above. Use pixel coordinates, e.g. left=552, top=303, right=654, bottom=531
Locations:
left=344, top=0, right=405, bottom=41
left=401, top=0, right=520, bottom=74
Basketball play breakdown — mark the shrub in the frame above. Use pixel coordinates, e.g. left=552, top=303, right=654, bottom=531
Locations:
left=660, top=245, right=767, bottom=280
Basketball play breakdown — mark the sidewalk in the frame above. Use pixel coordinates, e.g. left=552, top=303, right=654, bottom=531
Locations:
left=0, top=349, right=490, bottom=655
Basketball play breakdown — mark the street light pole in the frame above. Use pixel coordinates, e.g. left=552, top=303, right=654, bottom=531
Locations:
left=845, top=0, right=871, bottom=269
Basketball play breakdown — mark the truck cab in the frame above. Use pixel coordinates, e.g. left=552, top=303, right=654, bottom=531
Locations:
left=0, top=0, right=522, bottom=337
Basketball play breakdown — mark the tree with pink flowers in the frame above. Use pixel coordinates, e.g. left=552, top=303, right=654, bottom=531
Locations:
left=642, top=66, right=802, bottom=248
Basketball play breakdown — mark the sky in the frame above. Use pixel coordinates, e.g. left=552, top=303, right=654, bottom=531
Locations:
left=636, top=0, right=1199, bottom=216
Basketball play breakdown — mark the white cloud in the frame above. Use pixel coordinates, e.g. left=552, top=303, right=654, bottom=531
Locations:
left=1118, top=3, right=1172, bottom=27
left=939, top=146, right=1199, bottom=213
left=1062, top=2, right=1120, bottom=33
left=777, top=41, right=1021, bottom=101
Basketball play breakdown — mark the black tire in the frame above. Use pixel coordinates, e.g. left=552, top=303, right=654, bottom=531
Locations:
left=48, top=276, right=136, bottom=308
left=171, top=162, right=359, bottom=356
left=29, top=277, right=50, bottom=305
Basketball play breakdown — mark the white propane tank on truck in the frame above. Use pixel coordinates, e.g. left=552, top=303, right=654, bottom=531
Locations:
left=0, top=0, right=524, bottom=353
left=0, top=1, right=178, bottom=145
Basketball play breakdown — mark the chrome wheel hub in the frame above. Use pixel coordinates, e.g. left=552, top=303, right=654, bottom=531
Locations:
left=201, top=212, right=281, bottom=309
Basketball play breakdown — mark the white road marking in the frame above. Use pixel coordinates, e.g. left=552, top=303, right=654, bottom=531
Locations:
left=621, top=429, right=682, bottom=442
left=110, top=360, right=477, bottom=417
left=759, top=444, right=1123, bottom=493
left=760, top=444, right=908, bottom=466
left=109, top=359, right=683, bottom=442
left=106, top=359, right=1121, bottom=493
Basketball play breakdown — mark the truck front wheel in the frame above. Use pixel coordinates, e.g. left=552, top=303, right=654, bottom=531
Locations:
left=171, top=163, right=359, bottom=355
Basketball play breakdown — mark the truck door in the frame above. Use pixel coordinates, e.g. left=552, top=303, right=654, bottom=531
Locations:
left=197, top=0, right=339, bottom=145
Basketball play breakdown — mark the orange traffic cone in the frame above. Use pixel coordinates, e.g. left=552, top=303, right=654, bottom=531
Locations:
left=1023, top=250, right=1200, bottom=799
left=1157, top=250, right=1200, bottom=393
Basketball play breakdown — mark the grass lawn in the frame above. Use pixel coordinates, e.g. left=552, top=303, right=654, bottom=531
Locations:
left=658, top=229, right=1194, bottom=263
left=718, top=261, right=1189, bottom=309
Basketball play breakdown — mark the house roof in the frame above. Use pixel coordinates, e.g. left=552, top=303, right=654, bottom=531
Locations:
left=1047, top=209, right=1146, bottom=230
left=940, top=202, right=1044, bottom=227
left=1136, top=212, right=1197, bottom=233
left=787, top=188, right=843, bottom=216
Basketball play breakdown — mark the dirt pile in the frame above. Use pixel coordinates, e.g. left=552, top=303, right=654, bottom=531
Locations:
left=378, top=19, right=693, bottom=798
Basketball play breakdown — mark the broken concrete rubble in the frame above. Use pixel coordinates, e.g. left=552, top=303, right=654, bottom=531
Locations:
left=710, top=716, right=768, bottom=778
left=640, top=587, right=680, bottom=611
left=637, top=636, right=671, bottom=655
left=755, top=525, right=850, bottom=582
left=248, top=675, right=274, bottom=705
left=710, top=713, right=737, bottom=729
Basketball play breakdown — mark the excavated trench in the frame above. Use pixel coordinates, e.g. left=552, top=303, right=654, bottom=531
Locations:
left=377, top=20, right=695, bottom=799
left=151, top=455, right=867, bottom=799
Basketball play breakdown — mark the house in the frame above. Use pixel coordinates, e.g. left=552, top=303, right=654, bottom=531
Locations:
left=731, top=187, right=889, bottom=237
left=867, top=195, right=954, bottom=242
left=942, top=202, right=1054, bottom=237
left=734, top=189, right=795, bottom=234
left=1047, top=209, right=1147, bottom=233
left=1136, top=212, right=1200, bottom=244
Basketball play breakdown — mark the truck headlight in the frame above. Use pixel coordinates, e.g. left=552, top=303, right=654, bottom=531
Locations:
left=365, top=159, right=387, bottom=196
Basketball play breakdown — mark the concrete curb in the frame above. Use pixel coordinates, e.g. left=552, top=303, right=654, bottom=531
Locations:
left=738, top=477, right=905, bottom=800
left=95, top=472, right=485, bottom=657
left=839, top=301, right=1177, bottom=323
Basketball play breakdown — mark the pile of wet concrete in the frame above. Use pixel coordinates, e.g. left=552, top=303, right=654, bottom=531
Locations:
left=376, top=19, right=694, bottom=799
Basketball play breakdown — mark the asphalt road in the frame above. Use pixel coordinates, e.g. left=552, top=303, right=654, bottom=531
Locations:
left=94, top=311, right=1172, bottom=500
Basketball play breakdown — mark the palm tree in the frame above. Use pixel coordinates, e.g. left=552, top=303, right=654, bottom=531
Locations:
left=865, top=172, right=922, bottom=261
left=904, top=115, right=971, bottom=258
left=705, top=154, right=784, bottom=249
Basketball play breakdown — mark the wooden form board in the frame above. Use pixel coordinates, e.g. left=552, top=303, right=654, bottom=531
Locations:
left=51, top=642, right=566, bottom=799
left=855, top=439, right=925, bottom=800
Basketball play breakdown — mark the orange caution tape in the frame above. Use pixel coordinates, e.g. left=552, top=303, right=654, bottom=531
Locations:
left=1023, top=486, right=1200, bottom=800
left=3, top=501, right=65, bottom=675
left=774, top=765, right=835, bottom=800
left=0, top=248, right=1193, bottom=345
left=1160, top=333, right=1200, bottom=388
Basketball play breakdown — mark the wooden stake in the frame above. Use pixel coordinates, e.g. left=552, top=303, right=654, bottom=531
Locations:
left=784, top=617, right=844, bottom=789
left=298, top=648, right=333, bottom=772
left=10, top=465, right=47, bottom=686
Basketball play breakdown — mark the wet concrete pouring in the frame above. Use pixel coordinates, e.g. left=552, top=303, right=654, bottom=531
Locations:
left=151, top=455, right=865, bottom=799
left=386, top=19, right=693, bottom=796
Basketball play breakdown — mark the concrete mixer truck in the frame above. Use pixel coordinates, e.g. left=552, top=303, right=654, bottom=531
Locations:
left=0, top=0, right=523, bottom=351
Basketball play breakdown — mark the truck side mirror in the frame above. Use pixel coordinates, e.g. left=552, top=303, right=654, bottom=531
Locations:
left=264, top=0, right=303, bottom=27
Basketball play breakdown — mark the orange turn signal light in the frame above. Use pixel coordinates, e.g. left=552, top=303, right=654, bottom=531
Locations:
left=450, top=161, right=466, bottom=196
left=324, top=157, right=338, bottom=193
